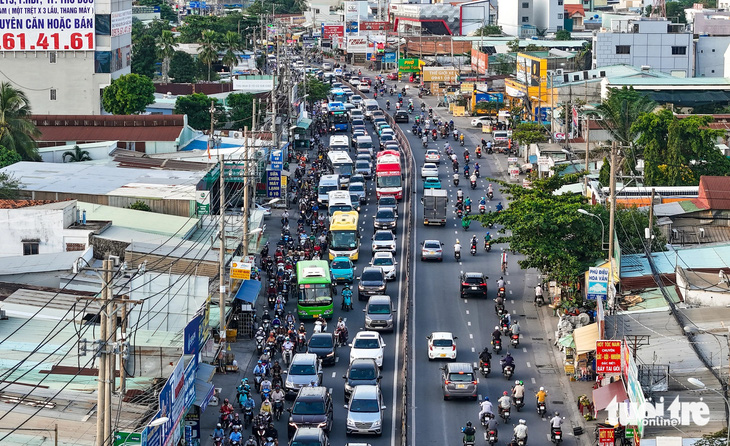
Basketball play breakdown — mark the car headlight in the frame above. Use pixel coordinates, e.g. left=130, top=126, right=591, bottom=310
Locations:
left=378, top=284, right=386, bottom=291
left=326, top=351, right=335, bottom=357
left=317, top=422, right=328, bottom=428
left=347, top=418, right=356, bottom=427
left=365, top=315, right=372, bottom=324
left=372, top=419, right=382, bottom=428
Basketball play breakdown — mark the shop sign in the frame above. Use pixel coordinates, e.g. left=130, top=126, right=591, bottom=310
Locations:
left=595, top=340, right=622, bottom=373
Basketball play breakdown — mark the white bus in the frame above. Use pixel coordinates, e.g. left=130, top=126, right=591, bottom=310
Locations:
left=329, top=135, right=350, bottom=152
left=318, top=174, right=340, bottom=205
left=327, top=151, right=354, bottom=189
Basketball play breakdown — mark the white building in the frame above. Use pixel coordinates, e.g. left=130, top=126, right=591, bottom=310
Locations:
left=592, top=18, right=694, bottom=77
left=0, top=0, right=133, bottom=115
left=497, top=0, right=563, bottom=37
left=696, top=35, right=730, bottom=77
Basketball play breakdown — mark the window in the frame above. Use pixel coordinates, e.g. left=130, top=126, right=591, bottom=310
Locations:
left=522, top=16, right=530, bottom=22
left=712, top=69, right=716, bottom=73
left=558, top=0, right=563, bottom=4
left=49, top=52, right=56, bottom=63
left=616, top=45, right=631, bottom=54
left=23, top=241, right=39, bottom=256
left=558, top=13, right=563, bottom=19
left=95, top=14, right=111, bottom=36
left=50, top=89, right=57, bottom=101
left=95, top=51, right=111, bottom=73
left=557, top=25, right=563, bottom=31
left=522, top=2, right=529, bottom=7
left=713, top=48, right=716, bottom=52
left=671, top=46, right=687, bottom=55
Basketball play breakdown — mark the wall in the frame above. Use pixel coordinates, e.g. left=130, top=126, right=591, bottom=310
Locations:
left=593, top=31, right=694, bottom=76
left=676, top=267, right=730, bottom=307
left=693, top=12, right=730, bottom=36
left=696, top=36, right=730, bottom=77
left=497, top=0, right=526, bottom=36
left=0, top=205, right=89, bottom=257
left=533, top=0, right=562, bottom=33
left=22, top=191, right=196, bottom=217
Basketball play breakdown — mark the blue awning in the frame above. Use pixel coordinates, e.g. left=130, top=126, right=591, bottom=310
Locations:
left=198, top=362, right=217, bottom=382
left=194, top=379, right=215, bottom=411
left=234, top=279, right=261, bottom=304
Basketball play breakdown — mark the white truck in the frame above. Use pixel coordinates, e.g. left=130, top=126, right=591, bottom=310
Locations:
left=421, top=189, right=448, bottom=226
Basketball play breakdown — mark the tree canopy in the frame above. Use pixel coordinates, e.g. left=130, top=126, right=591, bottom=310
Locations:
left=131, top=20, right=171, bottom=78
left=512, top=122, right=548, bottom=146
left=555, top=29, right=572, bottom=40
left=0, top=145, right=22, bottom=168
left=173, top=93, right=225, bottom=130
left=298, top=76, right=331, bottom=103
left=168, top=51, right=200, bottom=83
left=475, top=25, right=502, bottom=36
left=102, top=74, right=156, bottom=115
left=227, top=93, right=257, bottom=130
left=0, top=82, right=40, bottom=161
left=63, top=145, right=92, bottom=163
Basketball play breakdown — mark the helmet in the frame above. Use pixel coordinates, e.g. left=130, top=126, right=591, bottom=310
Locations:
left=466, top=421, right=473, bottom=427
left=456, top=239, right=460, bottom=244
left=555, top=411, right=560, bottom=416
left=515, top=380, right=520, bottom=385
left=217, top=423, right=222, bottom=428
left=519, top=419, right=526, bottom=425
left=495, top=326, right=500, bottom=331
left=257, top=360, right=262, bottom=364
left=234, top=413, right=240, bottom=417
left=506, top=352, right=512, bottom=357
left=540, top=387, right=545, bottom=391
left=234, top=425, right=241, bottom=430
left=487, top=232, right=490, bottom=236
left=224, top=398, right=229, bottom=403
left=503, top=391, right=508, bottom=395
left=484, top=396, right=490, bottom=401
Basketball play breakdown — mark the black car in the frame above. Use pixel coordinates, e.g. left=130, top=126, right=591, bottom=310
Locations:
left=288, top=387, right=334, bottom=438
left=377, top=196, right=398, bottom=216
left=289, top=428, right=329, bottom=446
left=308, top=332, right=337, bottom=365
left=394, top=111, right=409, bottom=123
left=358, top=267, right=387, bottom=300
left=373, top=208, right=397, bottom=231
left=460, top=272, right=488, bottom=298
left=343, top=358, right=381, bottom=401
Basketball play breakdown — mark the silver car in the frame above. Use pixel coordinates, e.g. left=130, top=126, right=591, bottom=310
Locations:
left=345, top=385, right=385, bottom=435
left=350, top=182, right=367, bottom=204
left=371, top=230, right=396, bottom=254
left=441, top=362, right=478, bottom=400
left=363, top=295, right=395, bottom=331
left=285, top=353, right=323, bottom=396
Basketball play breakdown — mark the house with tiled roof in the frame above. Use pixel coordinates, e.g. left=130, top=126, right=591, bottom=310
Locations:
left=563, top=4, right=585, bottom=31
left=653, top=176, right=730, bottom=245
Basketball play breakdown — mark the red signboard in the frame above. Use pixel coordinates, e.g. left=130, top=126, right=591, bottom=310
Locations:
left=598, top=428, right=615, bottom=446
left=323, top=25, right=344, bottom=39
left=361, top=21, right=391, bottom=31
left=596, top=340, right=622, bottom=374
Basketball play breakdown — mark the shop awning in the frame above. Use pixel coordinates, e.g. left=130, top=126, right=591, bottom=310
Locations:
left=574, top=323, right=600, bottom=355
left=198, top=362, right=217, bottom=382
left=593, top=380, right=628, bottom=412
left=194, top=379, right=215, bottom=411
left=296, top=117, right=312, bottom=130
left=234, top=279, right=261, bottom=304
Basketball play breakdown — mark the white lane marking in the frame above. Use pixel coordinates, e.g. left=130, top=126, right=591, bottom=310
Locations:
left=478, top=394, right=483, bottom=400
left=464, top=299, right=468, bottom=304
left=531, top=377, right=536, bottom=384
left=471, top=347, right=475, bottom=352
left=513, top=310, right=516, bottom=314
left=523, top=348, right=527, bottom=353
left=407, top=155, right=418, bottom=446
left=526, top=362, right=531, bottom=368
left=332, top=372, right=336, bottom=378
left=336, top=357, right=340, bottom=363
left=509, top=290, right=513, bottom=295
left=511, top=300, right=515, bottom=304
left=469, top=333, right=474, bottom=339
left=329, top=387, right=333, bottom=394
left=507, top=281, right=511, bottom=285
left=466, top=310, right=470, bottom=315
left=468, top=321, right=472, bottom=326
left=473, top=362, right=478, bottom=368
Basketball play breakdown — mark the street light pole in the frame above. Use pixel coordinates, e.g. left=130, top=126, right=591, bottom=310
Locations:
left=578, top=208, right=608, bottom=251
left=688, top=377, right=730, bottom=446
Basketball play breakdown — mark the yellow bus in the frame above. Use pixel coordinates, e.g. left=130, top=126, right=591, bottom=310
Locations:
left=328, top=211, right=360, bottom=261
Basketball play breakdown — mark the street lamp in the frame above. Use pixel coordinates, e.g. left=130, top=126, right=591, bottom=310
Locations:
left=577, top=208, right=608, bottom=251
left=118, top=417, right=169, bottom=446
left=687, top=377, right=730, bottom=446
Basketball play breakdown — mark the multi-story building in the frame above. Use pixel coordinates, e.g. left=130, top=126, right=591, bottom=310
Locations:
left=592, top=18, right=694, bottom=77
left=497, top=0, right=563, bottom=37
left=0, top=0, right=133, bottom=115
left=696, top=35, right=730, bottom=77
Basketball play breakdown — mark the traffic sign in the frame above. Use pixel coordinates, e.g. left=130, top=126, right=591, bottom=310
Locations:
left=598, top=428, right=614, bottom=446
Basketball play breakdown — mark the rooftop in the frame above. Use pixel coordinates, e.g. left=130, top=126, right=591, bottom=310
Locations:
left=0, top=199, right=59, bottom=209
left=694, top=175, right=730, bottom=210
left=79, top=201, right=200, bottom=240
left=621, top=244, right=730, bottom=277
left=31, top=114, right=188, bottom=144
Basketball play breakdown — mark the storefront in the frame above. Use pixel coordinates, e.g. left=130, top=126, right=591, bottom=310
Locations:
left=573, top=323, right=600, bottom=379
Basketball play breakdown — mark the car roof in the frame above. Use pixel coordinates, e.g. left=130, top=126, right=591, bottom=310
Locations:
left=425, top=177, right=439, bottom=181
left=424, top=239, right=441, bottom=244
left=350, top=384, right=380, bottom=399
left=297, top=386, right=328, bottom=398
left=350, top=182, right=365, bottom=188
left=291, top=427, right=325, bottom=439
left=372, top=252, right=393, bottom=259
left=367, top=295, right=391, bottom=304
left=430, top=331, right=454, bottom=339
left=332, top=256, right=352, bottom=262
left=311, top=332, right=334, bottom=340
left=424, top=163, right=437, bottom=167
left=349, top=358, right=378, bottom=368
left=362, top=267, right=384, bottom=275
left=355, top=330, right=381, bottom=339
left=374, top=230, right=394, bottom=237
left=292, top=353, right=318, bottom=364
left=445, top=362, right=475, bottom=373
left=464, top=272, right=485, bottom=277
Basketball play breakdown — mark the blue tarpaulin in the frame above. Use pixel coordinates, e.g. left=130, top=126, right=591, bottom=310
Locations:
left=234, top=279, right=261, bottom=304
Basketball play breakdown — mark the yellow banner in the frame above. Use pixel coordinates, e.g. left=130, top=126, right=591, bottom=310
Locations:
left=461, top=83, right=474, bottom=93
left=453, top=106, right=466, bottom=117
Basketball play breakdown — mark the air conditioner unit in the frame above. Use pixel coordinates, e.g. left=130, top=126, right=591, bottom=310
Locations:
left=555, top=68, right=564, bottom=75
left=232, top=131, right=242, bottom=139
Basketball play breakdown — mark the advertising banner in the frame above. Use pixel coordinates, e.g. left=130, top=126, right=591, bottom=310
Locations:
left=383, top=52, right=396, bottom=63
left=111, top=9, right=132, bottom=37
left=398, top=58, right=423, bottom=73
left=422, top=67, right=459, bottom=83
left=344, top=1, right=368, bottom=21
left=183, top=315, right=202, bottom=356
left=598, top=428, right=615, bottom=446
left=267, top=170, right=281, bottom=198
left=361, top=21, right=390, bottom=31
left=346, top=36, right=367, bottom=54
left=322, top=25, right=344, bottom=39
left=0, top=0, right=96, bottom=51
left=595, top=340, right=622, bottom=373
left=587, top=267, right=609, bottom=300
left=232, top=77, right=275, bottom=92
left=516, top=53, right=546, bottom=87
left=471, top=48, right=488, bottom=75
left=346, top=21, right=358, bottom=34
left=270, top=150, right=283, bottom=170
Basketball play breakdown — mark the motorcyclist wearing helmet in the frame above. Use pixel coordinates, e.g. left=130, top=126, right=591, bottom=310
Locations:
left=513, top=420, right=528, bottom=442
left=488, top=184, right=494, bottom=195
left=511, top=320, right=521, bottom=336
left=245, top=435, right=258, bottom=446
left=271, top=385, right=286, bottom=404
left=479, top=196, right=486, bottom=206
left=229, top=425, right=243, bottom=444
left=462, top=421, right=477, bottom=443
left=550, top=412, right=564, bottom=430
left=454, top=239, right=462, bottom=256
left=501, top=352, right=515, bottom=372
left=512, top=380, right=525, bottom=403
left=479, top=347, right=492, bottom=366
left=478, top=396, right=494, bottom=420
left=496, top=201, right=503, bottom=212
left=220, top=398, right=234, bottom=417
left=498, top=391, right=511, bottom=416
left=485, top=232, right=492, bottom=243
left=213, top=423, right=226, bottom=441
left=260, top=398, right=273, bottom=415
left=536, top=387, right=548, bottom=404
left=492, top=326, right=502, bottom=344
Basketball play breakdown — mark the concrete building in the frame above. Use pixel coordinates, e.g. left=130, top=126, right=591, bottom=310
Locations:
left=390, top=1, right=492, bottom=35
left=696, top=35, right=730, bottom=77
left=0, top=0, right=133, bottom=115
left=498, top=0, right=563, bottom=37
left=687, top=9, right=730, bottom=36
left=592, top=18, right=694, bottom=77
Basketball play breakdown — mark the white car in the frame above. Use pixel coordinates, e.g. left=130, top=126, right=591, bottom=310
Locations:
left=425, top=149, right=441, bottom=164
left=350, top=95, right=363, bottom=106
left=350, top=79, right=361, bottom=88
left=370, top=252, right=397, bottom=280
left=372, top=230, right=396, bottom=254
left=255, top=203, right=272, bottom=217
left=427, top=332, right=457, bottom=361
left=350, top=331, right=386, bottom=367
left=421, top=163, right=439, bottom=178
left=471, top=116, right=492, bottom=127
left=359, top=83, right=371, bottom=93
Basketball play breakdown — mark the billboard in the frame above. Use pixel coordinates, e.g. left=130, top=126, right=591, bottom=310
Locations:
left=322, top=24, right=344, bottom=39
left=232, top=77, right=275, bottom=92
left=0, top=0, right=96, bottom=51
left=383, top=52, right=396, bottom=64
left=595, top=340, right=622, bottom=373
left=111, top=9, right=132, bottom=37
left=516, top=53, right=547, bottom=87
left=267, top=170, right=281, bottom=198
left=361, top=21, right=390, bottom=31
left=422, top=67, right=459, bottom=83
left=347, top=36, right=367, bottom=54
left=471, top=48, right=488, bottom=75
left=344, top=1, right=368, bottom=21
left=398, top=58, right=423, bottom=73
left=587, top=267, right=609, bottom=300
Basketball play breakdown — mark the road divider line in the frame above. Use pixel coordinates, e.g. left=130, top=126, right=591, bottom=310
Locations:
left=467, top=321, right=472, bottom=326
left=469, top=333, right=474, bottom=339
left=331, top=372, right=336, bottom=378
left=531, top=378, right=536, bottom=384
left=523, top=348, right=527, bottom=353
left=526, top=362, right=531, bottom=368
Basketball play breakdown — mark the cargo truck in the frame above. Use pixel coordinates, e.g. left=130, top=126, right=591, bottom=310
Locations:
left=422, top=189, right=448, bottom=225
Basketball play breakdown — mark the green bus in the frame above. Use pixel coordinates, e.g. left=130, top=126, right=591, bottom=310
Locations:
left=296, top=260, right=334, bottom=320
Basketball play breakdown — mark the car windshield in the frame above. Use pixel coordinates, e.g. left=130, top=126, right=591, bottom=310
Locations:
left=329, top=205, right=352, bottom=215
left=465, top=276, right=484, bottom=284
left=377, top=176, right=401, bottom=188
left=361, top=271, right=382, bottom=281
left=374, top=232, right=393, bottom=241
left=352, top=120, right=364, bottom=126
left=356, top=161, right=370, bottom=169
left=309, top=336, right=333, bottom=348
left=350, top=365, right=377, bottom=379
left=290, top=364, right=317, bottom=375
left=372, top=257, right=393, bottom=266
left=350, top=195, right=360, bottom=204
left=379, top=198, right=396, bottom=206
left=292, top=401, right=325, bottom=415
left=349, top=398, right=380, bottom=413
left=449, top=373, right=474, bottom=383
left=332, top=260, right=351, bottom=269
left=432, top=339, right=453, bottom=347
left=291, top=441, right=322, bottom=446
left=350, top=184, right=364, bottom=192
left=424, top=242, right=441, bottom=249
left=354, top=338, right=380, bottom=349
left=368, top=303, right=391, bottom=314
left=376, top=210, right=394, bottom=219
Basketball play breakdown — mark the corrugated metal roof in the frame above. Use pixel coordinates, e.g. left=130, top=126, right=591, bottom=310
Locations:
left=32, top=114, right=186, bottom=144
left=621, top=244, right=730, bottom=277
left=697, top=176, right=730, bottom=210
left=80, top=202, right=199, bottom=240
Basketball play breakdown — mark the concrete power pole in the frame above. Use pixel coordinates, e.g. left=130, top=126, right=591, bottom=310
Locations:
left=607, top=142, right=618, bottom=313
left=243, top=126, right=251, bottom=256
left=218, top=149, right=227, bottom=348
left=95, top=258, right=114, bottom=446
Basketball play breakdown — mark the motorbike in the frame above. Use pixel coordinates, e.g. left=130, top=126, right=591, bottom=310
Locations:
left=456, top=208, right=464, bottom=219
left=453, top=177, right=460, bottom=186
left=514, top=396, right=525, bottom=412
left=479, top=204, right=486, bottom=214
left=282, top=346, right=294, bottom=365
left=500, top=407, right=511, bottom=422
left=455, top=250, right=461, bottom=261
left=537, top=401, right=547, bottom=416
left=476, top=148, right=482, bottom=158
left=254, top=374, right=264, bottom=392
left=470, top=179, right=477, bottom=190
left=213, top=436, right=223, bottom=446
left=479, top=360, right=490, bottom=377
left=475, top=169, right=480, bottom=178
left=464, top=153, right=470, bottom=163
left=497, top=287, right=506, bottom=299
left=496, top=304, right=505, bottom=317
left=342, top=292, right=353, bottom=311
left=465, top=204, right=471, bottom=214
left=503, top=365, right=514, bottom=380
left=464, top=169, right=470, bottom=179
left=255, top=332, right=266, bottom=354
left=480, top=412, right=493, bottom=428
left=535, top=293, right=544, bottom=307
left=487, top=191, right=494, bottom=201
left=501, top=322, right=511, bottom=336
left=512, top=435, right=527, bottom=446
left=267, top=293, right=276, bottom=309
left=254, top=420, right=268, bottom=446
left=423, top=139, right=428, bottom=148
left=486, top=429, right=498, bottom=446
left=485, top=240, right=492, bottom=252
left=511, top=333, right=520, bottom=348
left=297, top=332, right=307, bottom=351
left=492, top=338, right=502, bottom=353
left=551, top=427, right=563, bottom=444
left=243, top=406, right=254, bottom=428
left=470, top=244, right=477, bottom=256
left=273, top=399, right=284, bottom=421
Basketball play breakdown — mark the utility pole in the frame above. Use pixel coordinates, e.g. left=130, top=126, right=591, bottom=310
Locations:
left=95, top=259, right=110, bottom=446
left=584, top=114, right=591, bottom=193
left=647, top=188, right=656, bottom=250
left=118, top=295, right=127, bottom=394
left=243, top=126, right=251, bottom=256
left=252, top=99, right=258, bottom=132
left=607, top=142, right=618, bottom=313
left=218, top=144, right=227, bottom=348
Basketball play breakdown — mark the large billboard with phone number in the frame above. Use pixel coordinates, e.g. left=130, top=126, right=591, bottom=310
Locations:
left=0, top=0, right=95, bottom=51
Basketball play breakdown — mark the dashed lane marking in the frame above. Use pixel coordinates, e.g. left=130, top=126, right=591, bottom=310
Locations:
left=526, top=362, right=531, bottom=368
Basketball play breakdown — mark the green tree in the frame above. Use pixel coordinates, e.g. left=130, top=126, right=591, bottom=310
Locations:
left=168, top=51, right=198, bottom=83
left=129, top=200, right=152, bottom=212
left=693, top=429, right=728, bottom=446
left=198, top=30, right=220, bottom=82
left=632, top=109, right=672, bottom=186
left=132, top=33, right=159, bottom=78
left=555, top=29, right=572, bottom=40
left=0, top=145, right=22, bottom=168
left=173, top=93, right=225, bottom=130
left=476, top=25, right=502, bottom=36
left=102, top=74, right=155, bottom=115
left=157, top=30, right=177, bottom=82
left=0, top=82, right=40, bottom=161
left=507, top=39, right=520, bottom=53
left=490, top=54, right=514, bottom=75
left=227, top=93, right=256, bottom=130
left=221, top=31, right=243, bottom=82
left=512, top=122, right=548, bottom=145
left=0, top=172, right=20, bottom=199
left=298, top=76, right=331, bottom=103
left=598, top=156, right=611, bottom=186
left=62, top=145, right=92, bottom=162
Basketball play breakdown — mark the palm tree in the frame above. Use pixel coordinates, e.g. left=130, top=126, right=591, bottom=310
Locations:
left=0, top=82, right=40, bottom=161
left=157, top=30, right=177, bottom=83
left=198, top=30, right=220, bottom=82
left=62, top=145, right=91, bottom=162
left=220, top=31, right=243, bottom=83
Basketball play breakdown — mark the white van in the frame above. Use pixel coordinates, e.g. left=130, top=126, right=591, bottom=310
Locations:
left=362, top=99, right=380, bottom=120
left=493, top=130, right=512, bottom=146
left=328, top=190, right=354, bottom=216
left=323, top=62, right=333, bottom=70
left=356, top=136, right=374, bottom=154
left=318, top=174, right=340, bottom=205
left=329, top=135, right=350, bottom=152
